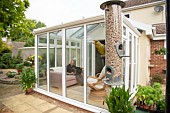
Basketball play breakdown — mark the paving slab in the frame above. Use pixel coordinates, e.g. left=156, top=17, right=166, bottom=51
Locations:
left=11, top=103, right=32, bottom=113
left=49, top=107, right=73, bottom=113
left=1, top=93, right=57, bottom=113
left=33, top=102, right=56, bottom=112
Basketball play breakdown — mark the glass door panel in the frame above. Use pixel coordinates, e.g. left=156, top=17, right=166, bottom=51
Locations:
left=86, top=23, right=108, bottom=109
left=49, top=31, right=62, bottom=95
left=66, top=26, right=84, bottom=102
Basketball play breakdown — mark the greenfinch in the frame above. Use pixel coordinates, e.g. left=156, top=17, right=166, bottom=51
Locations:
left=93, top=40, right=105, bottom=56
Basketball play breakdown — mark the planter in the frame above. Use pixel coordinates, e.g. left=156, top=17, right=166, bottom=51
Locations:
left=136, top=107, right=156, bottom=113
left=156, top=110, right=165, bottom=113
left=25, top=88, right=34, bottom=95
left=135, top=109, right=149, bottom=113
left=17, top=69, right=22, bottom=74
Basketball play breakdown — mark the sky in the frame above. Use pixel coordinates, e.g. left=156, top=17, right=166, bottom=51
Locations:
left=25, top=0, right=106, bottom=27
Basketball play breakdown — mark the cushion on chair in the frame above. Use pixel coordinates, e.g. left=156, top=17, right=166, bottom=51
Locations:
left=87, top=77, right=98, bottom=84
left=50, top=67, right=62, bottom=72
left=95, top=84, right=104, bottom=89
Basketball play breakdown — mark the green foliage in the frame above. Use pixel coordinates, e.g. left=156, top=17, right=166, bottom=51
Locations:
left=10, top=19, right=46, bottom=45
left=16, top=63, right=24, bottom=69
left=152, top=47, right=166, bottom=55
left=151, top=74, right=165, bottom=84
left=156, top=98, right=165, bottom=111
left=136, top=83, right=163, bottom=106
left=24, top=37, right=34, bottom=47
left=105, top=85, right=134, bottom=113
left=20, top=68, right=36, bottom=91
left=1, top=53, right=13, bottom=68
left=0, top=39, right=12, bottom=54
left=6, top=71, right=17, bottom=78
left=0, top=0, right=30, bottom=37
left=0, top=51, right=23, bottom=69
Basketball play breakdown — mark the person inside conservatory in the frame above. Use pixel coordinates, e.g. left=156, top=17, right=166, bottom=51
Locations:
left=66, top=60, right=84, bottom=86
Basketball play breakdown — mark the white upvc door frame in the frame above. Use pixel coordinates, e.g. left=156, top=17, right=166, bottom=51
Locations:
left=62, top=29, right=66, bottom=97
left=35, top=35, right=38, bottom=88
left=84, top=24, right=87, bottom=104
left=47, top=32, right=50, bottom=92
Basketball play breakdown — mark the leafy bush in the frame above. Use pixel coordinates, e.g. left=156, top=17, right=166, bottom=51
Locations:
left=105, top=85, right=134, bottom=113
left=0, top=62, right=5, bottom=69
left=6, top=71, right=17, bottom=78
left=135, top=83, right=163, bottom=107
left=16, top=63, right=24, bottom=69
left=0, top=40, right=12, bottom=54
left=0, top=53, right=13, bottom=68
left=157, top=98, right=165, bottom=111
left=24, top=37, right=34, bottom=47
left=0, top=51, right=23, bottom=69
left=151, top=74, right=165, bottom=84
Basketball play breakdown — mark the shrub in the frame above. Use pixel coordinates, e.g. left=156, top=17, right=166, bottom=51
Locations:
left=0, top=62, right=5, bottom=69
left=0, top=50, right=23, bottom=69
left=0, top=40, right=12, bottom=54
left=151, top=74, right=165, bottom=84
left=6, top=71, right=17, bottom=78
left=1, top=53, right=12, bottom=67
left=16, top=63, right=24, bottom=69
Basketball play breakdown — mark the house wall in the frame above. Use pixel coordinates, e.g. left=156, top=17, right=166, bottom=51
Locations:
left=123, top=4, right=165, bottom=24
left=150, top=40, right=166, bottom=75
left=140, top=32, right=150, bottom=86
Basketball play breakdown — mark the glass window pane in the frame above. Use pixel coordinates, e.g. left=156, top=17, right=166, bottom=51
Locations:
left=37, top=34, right=47, bottom=91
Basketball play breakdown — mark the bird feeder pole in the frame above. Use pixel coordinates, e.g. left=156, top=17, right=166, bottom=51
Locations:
left=100, top=0, right=125, bottom=82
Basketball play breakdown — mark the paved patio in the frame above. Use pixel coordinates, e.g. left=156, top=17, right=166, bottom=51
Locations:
left=0, top=93, right=71, bottom=113
left=0, top=93, right=88, bottom=113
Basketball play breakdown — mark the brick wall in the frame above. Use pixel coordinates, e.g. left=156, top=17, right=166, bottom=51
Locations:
left=150, top=40, right=166, bottom=75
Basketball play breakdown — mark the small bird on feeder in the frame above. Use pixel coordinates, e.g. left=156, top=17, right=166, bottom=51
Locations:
left=93, top=40, right=105, bottom=57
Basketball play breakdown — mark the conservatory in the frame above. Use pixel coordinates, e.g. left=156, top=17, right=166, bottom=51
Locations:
left=34, top=15, right=140, bottom=112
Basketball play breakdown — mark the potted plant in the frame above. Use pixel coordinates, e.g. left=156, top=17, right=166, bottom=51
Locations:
left=16, top=63, right=24, bottom=74
left=135, top=83, right=163, bottom=112
left=105, top=85, right=134, bottom=113
left=20, top=67, right=36, bottom=94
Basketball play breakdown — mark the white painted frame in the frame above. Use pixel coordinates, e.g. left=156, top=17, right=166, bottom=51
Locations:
left=34, top=17, right=140, bottom=112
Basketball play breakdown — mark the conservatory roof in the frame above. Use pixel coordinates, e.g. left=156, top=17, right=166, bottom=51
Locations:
left=33, top=15, right=141, bottom=37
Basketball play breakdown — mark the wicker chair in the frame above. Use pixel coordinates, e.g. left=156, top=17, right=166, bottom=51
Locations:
left=87, top=66, right=107, bottom=102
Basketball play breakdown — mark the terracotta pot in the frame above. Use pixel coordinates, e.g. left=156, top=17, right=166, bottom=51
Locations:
left=25, top=88, right=34, bottom=95
left=17, top=69, right=22, bottom=74
left=144, top=105, right=149, bottom=110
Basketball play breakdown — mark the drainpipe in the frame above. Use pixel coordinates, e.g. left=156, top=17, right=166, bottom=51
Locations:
left=165, top=0, right=170, bottom=113
left=100, top=0, right=125, bottom=85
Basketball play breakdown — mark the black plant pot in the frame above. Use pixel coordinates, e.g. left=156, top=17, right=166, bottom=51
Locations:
left=156, top=110, right=165, bottom=113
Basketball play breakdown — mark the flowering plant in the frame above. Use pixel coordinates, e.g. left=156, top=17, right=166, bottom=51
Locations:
left=152, top=48, right=166, bottom=55
left=25, top=55, right=42, bottom=66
